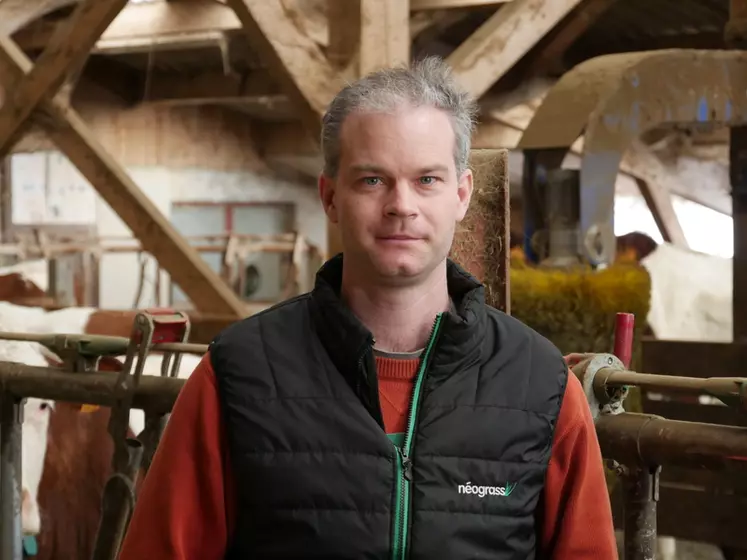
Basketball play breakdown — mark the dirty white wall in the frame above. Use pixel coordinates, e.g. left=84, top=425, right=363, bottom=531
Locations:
left=7, top=82, right=326, bottom=310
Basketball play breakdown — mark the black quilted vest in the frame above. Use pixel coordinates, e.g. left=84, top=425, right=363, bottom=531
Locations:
left=210, top=255, right=568, bottom=559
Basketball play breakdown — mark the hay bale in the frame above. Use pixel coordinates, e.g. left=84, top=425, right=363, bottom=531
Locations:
left=450, top=149, right=510, bottom=312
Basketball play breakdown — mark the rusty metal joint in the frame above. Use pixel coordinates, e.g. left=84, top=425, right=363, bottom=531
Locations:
left=572, top=353, right=628, bottom=421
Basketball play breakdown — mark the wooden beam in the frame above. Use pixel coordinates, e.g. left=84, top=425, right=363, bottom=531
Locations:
left=359, top=0, right=411, bottom=72
left=447, top=0, right=585, bottom=99
left=634, top=177, right=689, bottom=248
left=328, top=0, right=410, bottom=73
left=0, top=39, right=246, bottom=317
left=0, top=0, right=128, bottom=157
left=13, top=0, right=242, bottom=53
left=140, top=69, right=295, bottom=119
left=82, top=56, right=144, bottom=105
left=642, top=339, right=747, bottom=377
left=521, top=0, right=619, bottom=76
left=11, top=0, right=475, bottom=56
left=411, top=0, right=510, bottom=8
left=622, top=139, right=731, bottom=217
left=0, top=0, right=79, bottom=35
left=226, top=0, right=340, bottom=139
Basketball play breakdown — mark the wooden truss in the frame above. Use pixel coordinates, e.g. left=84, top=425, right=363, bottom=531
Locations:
left=0, top=0, right=624, bottom=315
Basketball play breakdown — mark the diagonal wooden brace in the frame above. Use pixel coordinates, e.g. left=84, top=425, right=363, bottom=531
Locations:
left=0, top=40, right=247, bottom=317
left=0, top=0, right=128, bottom=157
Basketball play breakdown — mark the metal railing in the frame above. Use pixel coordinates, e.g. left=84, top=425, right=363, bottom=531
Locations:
left=0, top=310, right=744, bottom=559
left=0, top=310, right=208, bottom=560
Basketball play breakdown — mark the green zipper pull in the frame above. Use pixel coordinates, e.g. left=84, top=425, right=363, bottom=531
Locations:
left=402, top=454, right=413, bottom=481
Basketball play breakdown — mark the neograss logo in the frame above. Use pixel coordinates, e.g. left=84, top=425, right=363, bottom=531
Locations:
left=457, top=481, right=517, bottom=498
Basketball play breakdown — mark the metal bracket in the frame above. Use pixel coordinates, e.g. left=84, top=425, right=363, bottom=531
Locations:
left=571, top=352, right=629, bottom=421
left=136, top=310, right=191, bottom=474
left=109, top=309, right=189, bottom=472
left=92, top=308, right=191, bottom=560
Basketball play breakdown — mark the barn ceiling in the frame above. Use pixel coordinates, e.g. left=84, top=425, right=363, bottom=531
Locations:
left=1, top=0, right=737, bottom=228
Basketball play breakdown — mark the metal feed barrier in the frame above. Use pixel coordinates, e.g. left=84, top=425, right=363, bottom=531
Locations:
left=0, top=310, right=745, bottom=559
left=0, top=309, right=208, bottom=560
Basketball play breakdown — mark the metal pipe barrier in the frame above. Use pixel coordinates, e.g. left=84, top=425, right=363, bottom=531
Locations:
left=570, top=312, right=747, bottom=559
left=0, top=308, right=208, bottom=560
left=0, top=310, right=745, bottom=558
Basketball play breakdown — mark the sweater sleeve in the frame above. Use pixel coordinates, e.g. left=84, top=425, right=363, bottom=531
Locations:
left=118, top=353, right=235, bottom=560
left=539, top=371, right=618, bottom=559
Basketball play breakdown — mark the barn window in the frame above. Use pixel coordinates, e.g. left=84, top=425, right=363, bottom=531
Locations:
left=168, top=202, right=295, bottom=310
left=1, top=152, right=99, bottom=306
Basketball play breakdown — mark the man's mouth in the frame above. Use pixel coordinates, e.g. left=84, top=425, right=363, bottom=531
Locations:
left=378, top=235, right=421, bottom=241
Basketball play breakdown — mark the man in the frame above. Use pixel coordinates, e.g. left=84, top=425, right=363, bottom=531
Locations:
left=118, top=56, right=617, bottom=559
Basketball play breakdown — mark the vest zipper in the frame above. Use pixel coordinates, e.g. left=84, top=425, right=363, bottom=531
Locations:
left=391, top=312, right=444, bottom=560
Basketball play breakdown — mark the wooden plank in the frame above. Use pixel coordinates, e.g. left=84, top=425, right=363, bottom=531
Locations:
left=0, top=0, right=128, bottom=157
left=634, top=177, right=689, bottom=247
left=13, top=0, right=242, bottom=52
left=226, top=0, right=341, bottom=139
left=411, top=0, right=510, bottom=8
left=447, top=0, right=585, bottom=99
left=656, top=485, right=747, bottom=548
left=641, top=338, right=747, bottom=378
left=610, top=484, right=747, bottom=547
left=141, top=70, right=294, bottom=119
left=327, top=0, right=361, bottom=70
left=0, top=39, right=246, bottom=317
left=359, top=0, right=410, bottom=72
left=0, top=0, right=79, bottom=35
left=521, top=0, right=619, bottom=75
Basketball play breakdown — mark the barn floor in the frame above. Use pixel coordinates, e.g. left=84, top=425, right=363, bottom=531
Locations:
left=615, top=532, right=726, bottom=559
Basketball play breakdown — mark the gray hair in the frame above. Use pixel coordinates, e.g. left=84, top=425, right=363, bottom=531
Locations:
left=320, top=56, right=478, bottom=179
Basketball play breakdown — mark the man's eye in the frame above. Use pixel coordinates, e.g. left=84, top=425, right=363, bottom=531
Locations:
left=419, top=176, right=437, bottom=185
left=363, top=177, right=382, bottom=186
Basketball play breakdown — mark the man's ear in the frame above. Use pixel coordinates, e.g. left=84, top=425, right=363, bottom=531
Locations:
left=455, top=168, right=474, bottom=222
left=318, top=174, right=338, bottom=223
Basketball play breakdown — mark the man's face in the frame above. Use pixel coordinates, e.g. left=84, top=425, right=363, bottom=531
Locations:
left=319, top=105, right=473, bottom=285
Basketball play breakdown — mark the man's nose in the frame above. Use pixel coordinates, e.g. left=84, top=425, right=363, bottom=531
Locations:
left=384, top=181, right=417, bottom=217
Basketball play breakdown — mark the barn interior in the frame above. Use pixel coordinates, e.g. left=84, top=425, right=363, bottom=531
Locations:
left=0, top=0, right=745, bottom=559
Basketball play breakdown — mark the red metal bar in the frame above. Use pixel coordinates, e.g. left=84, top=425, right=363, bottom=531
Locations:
left=614, top=312, right=635, bottom=368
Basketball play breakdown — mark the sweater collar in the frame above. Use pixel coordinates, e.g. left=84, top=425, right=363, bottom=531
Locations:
left=309, top=254, right=487, bottom=380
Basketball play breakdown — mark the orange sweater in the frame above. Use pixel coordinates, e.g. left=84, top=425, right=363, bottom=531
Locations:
left=118, top=354, right=617, bottom=559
